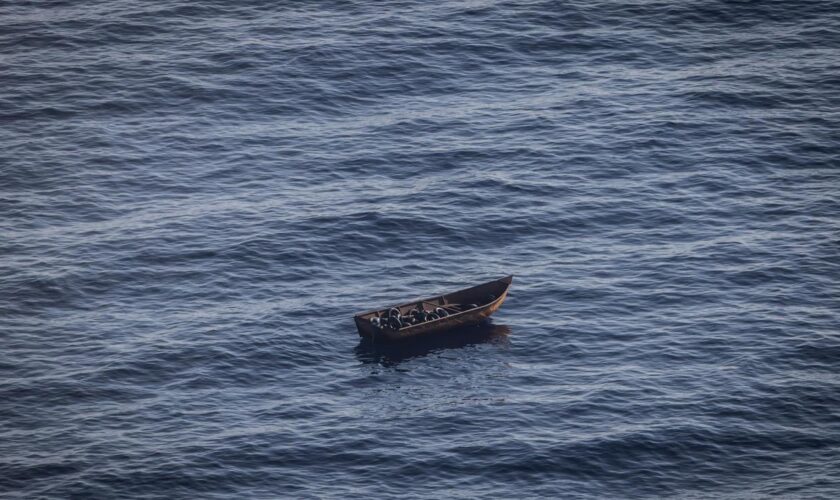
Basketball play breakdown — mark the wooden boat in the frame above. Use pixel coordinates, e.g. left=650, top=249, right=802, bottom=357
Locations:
left=354, top=275, right=513, bottom=341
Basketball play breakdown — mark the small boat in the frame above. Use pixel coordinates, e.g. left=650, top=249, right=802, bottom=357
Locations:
left=354, top=275, right=513, bottom=341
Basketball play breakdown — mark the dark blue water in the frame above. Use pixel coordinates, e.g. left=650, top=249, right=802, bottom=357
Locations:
left=2, top=1, right=839, bottom=497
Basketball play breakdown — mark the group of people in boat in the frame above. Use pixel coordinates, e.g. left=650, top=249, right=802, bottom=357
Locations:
left=369, top=302, right=477, bottom=331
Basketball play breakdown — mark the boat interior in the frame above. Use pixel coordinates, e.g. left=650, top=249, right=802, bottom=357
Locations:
left=361, top=277, right=510, bottom=320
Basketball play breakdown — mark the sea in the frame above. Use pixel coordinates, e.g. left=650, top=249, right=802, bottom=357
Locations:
left=2, top=1, right=839, bottom=498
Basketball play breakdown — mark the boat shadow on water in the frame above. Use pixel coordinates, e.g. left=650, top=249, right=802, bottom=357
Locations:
left=354, top=322, right=512, bottom=367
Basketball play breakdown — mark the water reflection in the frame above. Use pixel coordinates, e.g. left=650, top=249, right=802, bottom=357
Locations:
left=354, top=322, right=512, bottom=367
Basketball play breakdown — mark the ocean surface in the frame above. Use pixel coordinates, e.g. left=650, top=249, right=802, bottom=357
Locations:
left=2, top=1, right=839, bottom=498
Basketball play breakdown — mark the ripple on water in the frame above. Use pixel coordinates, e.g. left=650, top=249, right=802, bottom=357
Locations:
left=2, top=0, right=840, bottom=498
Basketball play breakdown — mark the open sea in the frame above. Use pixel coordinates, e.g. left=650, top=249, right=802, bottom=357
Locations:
left=2, top=1, right=839, bottom=498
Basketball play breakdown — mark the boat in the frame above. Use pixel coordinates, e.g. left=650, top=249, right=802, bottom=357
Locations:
left=353, top=275, right=513, bottom=341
